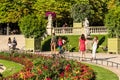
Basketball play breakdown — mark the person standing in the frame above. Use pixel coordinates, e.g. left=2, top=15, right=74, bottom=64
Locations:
left=51, top=33, right=57, bottom=54
left=12, top=37, right=17, bottom=50
left=79, top=34, right=86, bottom=61
left=91, top=36, right=98, bottom=60
left=8, top=37, right=12, bottom=50
left=62, top=22, right=68, bottom=33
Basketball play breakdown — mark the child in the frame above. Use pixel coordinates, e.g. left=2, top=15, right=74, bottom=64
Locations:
left=57, top=37, right=63, bottom=54
left=79, top=34, right=86, bottom=61
left=91, top=36, right=98, bottom=60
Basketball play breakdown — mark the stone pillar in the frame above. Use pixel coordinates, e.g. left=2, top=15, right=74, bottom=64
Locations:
left=47, top=14, right=53, bottom=35
left=7, top=23, right=9, bottom=35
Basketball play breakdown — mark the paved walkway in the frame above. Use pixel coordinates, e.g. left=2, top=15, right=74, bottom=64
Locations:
left=40, top=52, right=120, bottom=79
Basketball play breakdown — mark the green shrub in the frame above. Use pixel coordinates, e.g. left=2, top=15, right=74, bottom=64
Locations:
left=18, top=14, right=46, bottom=38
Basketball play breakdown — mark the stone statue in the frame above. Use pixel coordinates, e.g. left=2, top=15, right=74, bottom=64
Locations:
left=83, top=18, right=90, bottom=38
left=46, top=14, right=54, bottom=35
left=47, top=14, right=52, bottom=28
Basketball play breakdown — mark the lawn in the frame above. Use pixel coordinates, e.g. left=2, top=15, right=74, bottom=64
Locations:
left=41, top=35, right=108, bottom=52
left=0, top=59, right=23, bottom=77
left=86, top=63, right=119, bottom=80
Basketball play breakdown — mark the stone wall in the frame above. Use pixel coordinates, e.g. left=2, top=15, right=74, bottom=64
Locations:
left=0, top=35, right=25, bottom=51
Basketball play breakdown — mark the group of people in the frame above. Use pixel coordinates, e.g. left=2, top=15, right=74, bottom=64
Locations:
left=8, top=37, right=17, bottom=50
left=79, top=34, right=98, bottom=61
left=50, top=33, right=98, bottom=60
left=50, top=33, right=66, bottom=54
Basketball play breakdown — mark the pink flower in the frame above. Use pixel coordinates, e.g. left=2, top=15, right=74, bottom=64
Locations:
left=45, top=11, right=56, bottom=18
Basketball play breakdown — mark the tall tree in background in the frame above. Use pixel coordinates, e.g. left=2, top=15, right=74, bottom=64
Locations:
left=0, top=0, right=36, bottom=34
left=70, top=0, right=90, bottom=23
left=88, top=0, right=108, bottom=26
left=33, top=0, right=82, bottom=27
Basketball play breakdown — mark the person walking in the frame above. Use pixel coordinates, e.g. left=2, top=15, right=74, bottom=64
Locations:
left=91, top=36, right=98, bottom=60
left=51, top=33, right=57, bottom=54
left=79, top=34, right=86, bottom=61
left=57, top=36, right=63, bottom=54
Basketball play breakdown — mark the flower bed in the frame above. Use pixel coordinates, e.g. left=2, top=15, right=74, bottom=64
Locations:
left=0, top=52, right=95, bottom=80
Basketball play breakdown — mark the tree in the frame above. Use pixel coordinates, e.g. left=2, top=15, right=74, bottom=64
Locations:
left=88, top=0, right=108, bottom=26
left=105, top=6, right=120, bottom=38
left=0, top=0, right=36, bottom=23
left=70, top=1, right=91, bottom=23
left=0, top=0, right=36, bottom=34
left=18, top=14, right=45, bottom=38
left=33, top=0, right=82, bottom=27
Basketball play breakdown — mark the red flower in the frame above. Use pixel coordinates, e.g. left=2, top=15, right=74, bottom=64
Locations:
left=46, top=77, right=52, bottom=80
left=43, top=65, right=48, bottom=70
left=59, top=72, right=64, bottom=77
left=65, top=64, right=70, bottom=71
left=38, top=70, right=42, bottom=75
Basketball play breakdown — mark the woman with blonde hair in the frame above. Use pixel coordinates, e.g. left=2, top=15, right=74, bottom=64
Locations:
left=91, top=36, right=98, bottom=60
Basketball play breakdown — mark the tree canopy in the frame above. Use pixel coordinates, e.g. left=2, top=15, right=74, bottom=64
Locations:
left=105, top=0, right=120, bottom=38
left=0, top=0, right=36, bottom=23
left=0, top=0, right=118, bottom=27
left=18, top=14, right=45, bottom=38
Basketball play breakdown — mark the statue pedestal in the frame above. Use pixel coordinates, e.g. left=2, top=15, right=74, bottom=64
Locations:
left=47, top=28, right=52, bottom=35
left=86, top=37, right=93, bottom=53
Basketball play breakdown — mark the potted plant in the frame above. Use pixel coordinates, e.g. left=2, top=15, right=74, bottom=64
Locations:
left=105, top=6, right=120, bottom=54
left=18, top=14, right=46, bottom=52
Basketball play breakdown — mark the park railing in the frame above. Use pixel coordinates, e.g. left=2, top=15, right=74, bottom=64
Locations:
left=54, top=26, right=107, bottom=35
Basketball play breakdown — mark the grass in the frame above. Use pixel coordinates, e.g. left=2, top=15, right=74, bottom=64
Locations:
left=41, top=35, right=108, bottom=52
left=0, top=59, right=23, bottom=77
left=86, top=63, right=119, bottom=80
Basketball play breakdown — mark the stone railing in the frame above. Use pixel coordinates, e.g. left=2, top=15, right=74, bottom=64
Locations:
left=54, top=26, right=107, bottom=35
left=89, top=26, right=107, bottom=34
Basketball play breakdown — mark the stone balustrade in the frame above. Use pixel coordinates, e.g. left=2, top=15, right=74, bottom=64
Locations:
left=54, top=26, right=107, bottom=35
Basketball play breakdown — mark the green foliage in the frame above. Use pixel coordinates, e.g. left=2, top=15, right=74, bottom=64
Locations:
left=0, top=0, right=36, bottom=23
left=42, top=35, right=108, bottom=52
left=105, top=6, right=120, bottom=38
left=71, top=2, right=91, bottom=22
left=89, top=0, right=108, bottom=26
left=18, top=14, right=46, bottom=38
left=41, top=36, right=51, bottom=51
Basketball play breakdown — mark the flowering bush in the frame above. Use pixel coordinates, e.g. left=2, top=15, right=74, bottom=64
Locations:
left=0, top=52, right=95, bottom=80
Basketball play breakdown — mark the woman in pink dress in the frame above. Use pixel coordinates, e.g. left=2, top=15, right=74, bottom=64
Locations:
left=79, top=34, right=86, bottom=61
